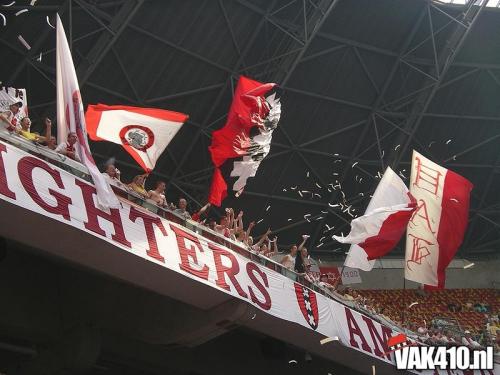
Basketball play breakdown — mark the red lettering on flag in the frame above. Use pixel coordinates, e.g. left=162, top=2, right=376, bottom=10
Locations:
left=409, top=199, right=435, bottom=234
left=406, top=234, right=432, bottom=271
left=412, top=156, right=442, bottom=196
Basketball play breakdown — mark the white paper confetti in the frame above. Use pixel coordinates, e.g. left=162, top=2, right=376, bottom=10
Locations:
left=352, top=162, right=358, bottom=168
left=408, top=302, right=419, bottom=308
left=282, top=188, right=287, bottom=192
left=450, top=198, right=459, bottom=203
left=290, top=186, right=297, bottom=190
left=314, top=193, right=322, bottom=198
left=428, top=141, right=435, bottom=148
left=306, top=171, right=310, bottom=178
left=320, top=336, right=339, bottom=345
left=298, top=191, right=303, bottom=198
left=333, top=153, right=339, bottom=156
left=316, top=216, right=324, bottom=220
left=46, top=15, right=55, bottom=29
left=394, top=144, right=400, bottom=151
left=1, top=1, right=15, bottom=6
left=0, top=13, right=5, bottom=26
left=334, top=159, right=342, bottom=163
left=304, top=214, right=311, bottom=222
left=452, top=155, right=457, bottom=160
left=359, top=192, right=364, bottom=196
left=288, top=360, right=297, bottom=365
left=30, top=0, right=37, bottom=5
left=251, top=313, right=256, bottom=319
left=332, top=172, right=339, bottom=176
left=257, top=218, right=264, bottom=224
left=36, top=52, right=42, bottom=62
left=17, top=35, right=31, bottom=50
left=287, top=218, right=292, bottom=222
left=445, top=139, right=452, bottom=145
left=315, top=182, right=322, bottom=189
left=266, top=205, right=271, bottom=211
left=15, top=8, right=28, bottom=16
left=328, top=203, right=339, bottom=208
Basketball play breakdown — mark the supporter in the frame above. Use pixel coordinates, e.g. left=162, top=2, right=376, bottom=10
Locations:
left=102, top=164, right=125, bottom=188
left=317, top=274, right=335, bottom=292
left=448, top=302, right=461, bottom=313
left=46, top=135, right=57, bottom=150
left=192, top=202, right=211, bottom=223
left=280, top=240, right=300, bottom=270
left=214, top=212, right=231, bottom=238
left=462, top=330, right=482, bottom=349
left=260, top=236, right=278, bottom=258
left=0, top=101, right=22, bottom=131
left=251, top=228, right=271, bottom=252
left=55, top=132, right=81, bottom=161
left=174, top=198, right=191, bottom=219
left=16, top=117, right=41, bottom=142
left=148, top=181, right=167, bottom=207
left=128, top=174, right=149, bottom=198
left=464, top=301, right=474, bottom=312
left=294, top=235, right=309, bottom=273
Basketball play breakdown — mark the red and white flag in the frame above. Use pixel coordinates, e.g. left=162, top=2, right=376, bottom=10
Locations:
left=208, top=76, right=280, bottom=206
left=335, top=167, right=416, bottom=271
left=56, top=15, right=119, bottom=208
left=85, top=104, right=188, bottom=172
left=405, top=151, right=473, bottom=288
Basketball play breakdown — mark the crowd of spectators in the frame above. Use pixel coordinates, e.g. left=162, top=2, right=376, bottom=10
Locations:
left=3, top=103, right=499, bottom=356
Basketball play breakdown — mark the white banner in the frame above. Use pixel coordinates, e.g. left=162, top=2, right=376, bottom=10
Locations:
left=341, top=266, right=362, bottom=284
left=0, top=140, right=494, bottom=375
left=0, top=86, right=28, bottom=125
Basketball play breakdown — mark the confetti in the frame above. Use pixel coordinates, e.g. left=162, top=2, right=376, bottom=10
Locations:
left=314, top=193, right=322, bottom=198
left=1, top=1, right=15, bottom=6
left=325, top=224, right=334, bottom=231
left=352, top=162, right=358, bottom=168
left=316, top=216, right=324, bottom=220
left=46, top=15, right=55, bottom=29
left=359, top=192, right=364, bottom=196
left=30, top=0, right=37, bottom=5
left=304, top=214, right=311, bottom=222
left=319, top=236, right=325, bottom=242
left=332, top=172, right=339, bottom=176
left=320, top=336, right=339, bottom=345
left=288, top=360, right=297, bottom=365
left=266, top=205, right=271, bottom=211
left=394, top=144, right=400, bottom=151
left=321, top=210, right=328, bottom=214
left=408, top=302, right=419, bottom=308
left=452, top=155, right=457, bottom=160
left=445, top=139, right=452, bottom=145
left=257, top=218, right=264, bottom=224
left=317, top=242, right=324, bottom=247
left=298, top=191, right=303, bottom=198
left=359, top=177, right=363, bottom=183
left=328, top=203, right=339, bottom=208
left=36, top=52, right=42, bottom=62
left=398, top=171, right=406, bottom=179
left=381, top=150, right=385, bottom=158
left=450, top=198, right=459, bottom=203
left=290, top=186, right=297, bottom=190
left=315, top=182, right=322, bottom=189
left=428, top=141, right=435, bottom=148
left=327, top=188, right=332, bottom=192
left=15, top=8, right=28, bottom=16
left=334, top=159, right=342, bottom=163
left=282, top=188, right=287, bottom=192
left=17, top=35, right=31, bottom=50
left=251, top=313, right=256, bottom=319
left=0, top=13, right=5, bottom=26
left=333, top=153, right=339, bottom=156
left=287, top=218, right=292, bottom=221
left=306, top=171, right=310, bottom=177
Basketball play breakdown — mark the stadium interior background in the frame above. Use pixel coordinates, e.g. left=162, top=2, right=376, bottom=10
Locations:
left=1, top=0, right=500, bottom=374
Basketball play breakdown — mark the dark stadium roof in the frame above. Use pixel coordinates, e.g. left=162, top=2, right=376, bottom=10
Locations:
left=2, top=0, right=500, bottom=260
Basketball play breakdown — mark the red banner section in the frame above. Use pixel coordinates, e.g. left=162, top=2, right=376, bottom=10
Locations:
left=0, top=141, right=494, bottom=375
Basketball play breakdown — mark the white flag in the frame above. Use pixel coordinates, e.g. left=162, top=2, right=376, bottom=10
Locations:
left=338, top=167, right=416, bottom=271
left=56, top=14, right=119, bottom=208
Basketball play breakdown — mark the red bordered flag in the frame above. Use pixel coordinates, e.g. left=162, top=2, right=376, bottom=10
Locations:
left=85, top=104, right=188, bottom=172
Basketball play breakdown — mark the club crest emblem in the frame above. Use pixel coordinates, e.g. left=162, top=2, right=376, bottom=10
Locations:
left=294, top=283, right=319, bottom=330
left=119, top=125, right=154, bottom=152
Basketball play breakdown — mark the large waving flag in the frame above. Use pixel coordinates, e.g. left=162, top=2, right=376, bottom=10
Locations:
left=208, top=76, right=281, bottom=206
left=405, top=151, right=473, bottom=288
left=85, top=104, right=188, bottom=172
left=56, top=15, right=119, bottom=208
left=335, top=167, right=416, bottom=271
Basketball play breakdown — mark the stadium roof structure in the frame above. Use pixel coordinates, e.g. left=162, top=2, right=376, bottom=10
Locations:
left=2, top=0, right=500, bottom=260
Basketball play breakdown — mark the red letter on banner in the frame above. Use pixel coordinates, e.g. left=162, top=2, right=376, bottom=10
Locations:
left=75, top=180, right=131, bottom=248
left=246, top=262, right=271, bottom=310
left=18, top=156, right=72, bottom=220
left=361, top=316, right=392, bottom=360
left=208, top=243, right=248, bottom=298
left=345, top=307, right=372, bottom=353
left=169, top=224, right=209, bottom=281
left=129, top=206, right=167, bottom=263
left=0, top=143, right=15, bottom=199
